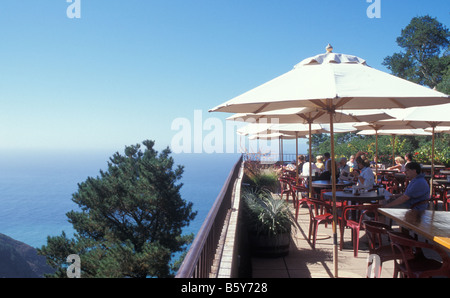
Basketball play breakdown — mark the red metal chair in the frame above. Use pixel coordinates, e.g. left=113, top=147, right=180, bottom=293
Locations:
left=339, top=204, right=380, bottom=257
left=319, top=188, right=347, bottom=214
left=431, top=183, right=449, bottom=211
left=279, top=177, right=295, bottom=205
left=363, top=220, right=406, bottom=277
left=293, top=184, right=309, bottom=221
left=388, top=231, right=450, bottom=278
left=385, top=175, right=403, bottom=194
left=306, top=199, right=333, bottom=249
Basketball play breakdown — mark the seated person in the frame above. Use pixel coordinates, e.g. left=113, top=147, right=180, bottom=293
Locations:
left=387, top=156, right=406, bottom=172
left=352, top=156, right=375, bottom=190
left=346, top=155, right=355, bottom=169
left=384, top=162, right=429, bottom=211
left=315, top=156, right=324, bottom=172
left=338, top=157, right=351, bottom=181
left=318, top=155, right=338, bottom=181
left=297, top=155, right=306, bottom=175
left=301, top=155, right=319, bottom=177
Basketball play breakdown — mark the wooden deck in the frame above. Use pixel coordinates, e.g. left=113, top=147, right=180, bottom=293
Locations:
left=251, top=195, right=397, bottom=278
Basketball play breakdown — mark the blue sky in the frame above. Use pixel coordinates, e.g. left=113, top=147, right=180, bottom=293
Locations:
left=0, top=0, right=448, bottom=155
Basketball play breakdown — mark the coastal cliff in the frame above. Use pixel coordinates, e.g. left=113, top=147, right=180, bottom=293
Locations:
left=0, top=233, right=53, bottom=278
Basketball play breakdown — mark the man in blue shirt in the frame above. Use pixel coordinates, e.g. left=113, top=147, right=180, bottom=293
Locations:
left=384, top=162, right=430, bottom=210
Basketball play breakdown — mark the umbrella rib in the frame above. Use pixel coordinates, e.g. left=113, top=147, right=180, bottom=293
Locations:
left=334, top=97, right=353, bottom=109
left=388, top=98, right=407, bottom=108
left=254, top=103, right=270, bottom=114
left=309, top=99, right=328, bottom=110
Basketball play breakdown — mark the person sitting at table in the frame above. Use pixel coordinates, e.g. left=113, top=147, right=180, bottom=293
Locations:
left=338, top=157, right=351, bottom=181
left=387, top=156, right=406, bottom=172
left=383, top=162, right=430, bottom=211
left=323, top=152, right=331, bottom=172
left=297, top=155, right=306, bottom=175
left=352, top=156, right=375, bottom=190
left=315, top=155, right=324, bottom=173
left=404, top=153, right=413, bottom=165
left=346, top=155, right=355, bottom=169
left=302, top=155, right=319, bottom=177
left=318, top=153, right=339, bottom=180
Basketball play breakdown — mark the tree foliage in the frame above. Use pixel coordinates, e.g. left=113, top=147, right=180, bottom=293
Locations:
left=38, top=140, right=197, bottom=278
left=382, top=15, right=449, bottom=91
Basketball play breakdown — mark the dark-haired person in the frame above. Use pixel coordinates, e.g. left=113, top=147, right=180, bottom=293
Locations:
left=384, top=162, right=429, bottom=211
left=404, top=153, right=413, bottom=166
left=352, top=156, right=375, bottom=190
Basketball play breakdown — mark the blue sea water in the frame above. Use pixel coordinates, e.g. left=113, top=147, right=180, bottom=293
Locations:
left=0, top=150, right=240, bottom=249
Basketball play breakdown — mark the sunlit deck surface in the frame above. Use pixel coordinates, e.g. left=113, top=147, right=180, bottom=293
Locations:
left=252, top=194, right=398, bottom=278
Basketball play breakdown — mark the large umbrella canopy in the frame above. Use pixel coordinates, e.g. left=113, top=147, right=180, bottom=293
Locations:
left=209, top=47, right=450, bottom=278
left=210, top=52, right=449, bottom=114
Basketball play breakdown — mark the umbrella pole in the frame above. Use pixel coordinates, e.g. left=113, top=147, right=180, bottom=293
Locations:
left=392, top=135, right=396, bottom=166
left=309, top=122, right=313, bottom=199
left=279, top=137, right=281, bottom=164
left=329, top=111, right=338, bottom=278
left=375, top=131, right=379, bottom=183
left=296, top=132, right=299, bottom=186
left=430, top=126, right=436, bottom=197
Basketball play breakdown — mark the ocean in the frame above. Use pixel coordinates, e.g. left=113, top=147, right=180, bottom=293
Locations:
left=0, top=150, right=241, bottom=249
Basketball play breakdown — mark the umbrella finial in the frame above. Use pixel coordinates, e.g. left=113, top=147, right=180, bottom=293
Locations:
left=326, top=44, right=333, bottom=53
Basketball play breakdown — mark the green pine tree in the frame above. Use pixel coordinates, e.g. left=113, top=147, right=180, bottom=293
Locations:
left=382, top=15, right=449, bottom=89
left=38, top=140, right=197, bottom=278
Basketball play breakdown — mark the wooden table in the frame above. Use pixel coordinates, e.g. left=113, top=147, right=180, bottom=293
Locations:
left=378, top=208, right=450, bottom=250
left=323, top=191, right=385, bottom=204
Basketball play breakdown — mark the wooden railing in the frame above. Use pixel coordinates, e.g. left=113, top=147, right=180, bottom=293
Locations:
left=175, top=155, right=243, bottom=278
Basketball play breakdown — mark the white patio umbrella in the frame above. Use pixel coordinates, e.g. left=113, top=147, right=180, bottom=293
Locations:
left=247, top=132, right=298, bottom=165
left=425, top=126, right=450, bottom=133
left=357, top=129, right=432, bottom=166
left=237, top=122, right=316, bottom=165
left=230, top=109, right=389, bottom=199
left=354, top=117, right=437, bottom=160
left=209, top=45, right=450, bottom=277
left=385, top=104, right=450, bottom=193
left=357, top=128, right=434, bottom=194
left=248, top=132, right=298, bottom=140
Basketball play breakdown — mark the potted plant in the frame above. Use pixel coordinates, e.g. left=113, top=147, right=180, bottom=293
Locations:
left=242, top=188, right=296, bottom=257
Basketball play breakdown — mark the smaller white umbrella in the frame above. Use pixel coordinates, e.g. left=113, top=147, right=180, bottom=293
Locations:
left=357, top=129, right=432, bottom=136
left=248, top=132, right=298, bottom=140
left=385, top=104, right=450, bottom=193
left=357, top=129, right=432, bottom=167
left=425, top=126, right=450, bottom=133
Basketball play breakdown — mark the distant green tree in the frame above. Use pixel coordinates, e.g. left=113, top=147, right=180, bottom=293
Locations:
left=382, top=15, right=449, bottom=90
left=436, top=61, right=450, bottom=94
left=38, top=140, right=197, bottom=278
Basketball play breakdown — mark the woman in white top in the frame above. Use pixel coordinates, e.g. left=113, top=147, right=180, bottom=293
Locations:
left=302, top=155, right=319, bottom=176
left=387, top=156, right=405, bottom=172
left=352, top=156, right=375, bottom=190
